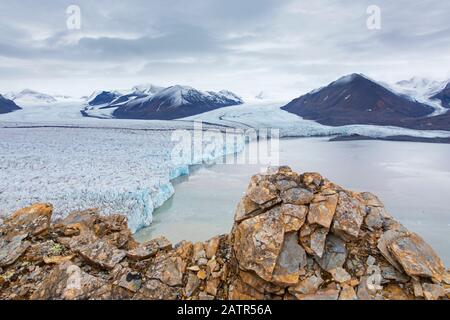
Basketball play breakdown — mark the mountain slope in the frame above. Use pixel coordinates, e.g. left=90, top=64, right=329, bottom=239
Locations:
left=395, top=77, right=445, bottom=98
left=281, top=73, right=435, bottom=127
left=0, top=94, right=21, bottom=114
left=112, top=85, right=244, bottom=120
left=4, top=89, right=57, bottom=105
left=431, top=82, right=450, bottom=108
left=87, top=91, right=123, bottom=106
left=131, top=84, right=165, bottom=96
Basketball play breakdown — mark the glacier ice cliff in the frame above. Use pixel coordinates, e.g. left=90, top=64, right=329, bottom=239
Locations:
left=0, top=126, right=246, bottom=233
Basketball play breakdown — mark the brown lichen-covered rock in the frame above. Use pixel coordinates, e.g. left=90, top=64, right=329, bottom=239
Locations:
left=146, top=255, right=186, bottom=287
left=0, top=234, right=31, bottom=267
left=233, top=207, right=284, bottom=282
left=134, top=279, right=180, bottom=300
left=127, top=236, right=172, bottom=261
left=227, top=167, right=447, bottom=300
left=69, top=233, right=127, bottom=270
left=31, top=262, right=112, bottom=300
left=272, top=232, right=306, bottom=286
left=281, top=204, right=308, bottom=232
left=297, top=288, right=340, bottom=300
left=422, top=283, right=446, bottom=300
left=0, top=166, right=448, bottom=300
left=315, top=235, right=347, bottom=272
left=339, top=285, right=357, bottom=300
left=288, top=274, right=324, bottom=296
left=282, top=188, right=314, bottom=205
left=388, top=233, right=446, bottom=282
left=228, top=277, right=265, bottom=300
left=332, top=192, right=365, bottom=240
left=307, top=194, right=338, bottom=229
left=2, top=203, right=53, bottom=237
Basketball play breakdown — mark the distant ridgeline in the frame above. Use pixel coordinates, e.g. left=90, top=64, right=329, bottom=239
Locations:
left=282, top=73, right=450, bottom=131
left=82, top=85, right=244, bottom=120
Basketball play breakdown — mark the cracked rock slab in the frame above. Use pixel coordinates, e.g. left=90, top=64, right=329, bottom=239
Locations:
left=308, top=194, right=338, bottom=229
left=233, top=207, right=284, bottom=282
left=315, top=235, right=347, bottom=272
left=31, top=262, right=112, bottom=300
left=127, top=236, right=172, bottom=261
left=281, top=188, right=314, bottom=205
left=4, top=204, right=53, bottom=236
left=388, top=233, right=446, bottom=282
left=272, top=233, right=307, bottom=286
left=69, top=233, right=126, bottom=270
left=0, top=233, right=30, bottom=267
left=332, top=192, right=365, bottom=240
left=147, top=255, right=186, bottom=287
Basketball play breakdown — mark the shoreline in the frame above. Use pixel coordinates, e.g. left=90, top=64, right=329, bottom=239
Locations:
left=329, top=134, right=450, bottom=144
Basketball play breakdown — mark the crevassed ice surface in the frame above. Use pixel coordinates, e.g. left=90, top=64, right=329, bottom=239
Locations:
left=0, top=127, right=244, bottom=232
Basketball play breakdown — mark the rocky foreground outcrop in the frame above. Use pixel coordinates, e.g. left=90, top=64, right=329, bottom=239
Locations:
left=0, top=167, right=449, bottom=300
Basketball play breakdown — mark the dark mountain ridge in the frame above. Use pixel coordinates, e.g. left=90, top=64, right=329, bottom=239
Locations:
left=112, top=85, right=243, bottom=120
left=281, top=73, right=435, bottom=128
left=0, top=94, right=21, bottom=114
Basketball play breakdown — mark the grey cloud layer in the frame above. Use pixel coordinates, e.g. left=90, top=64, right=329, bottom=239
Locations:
left=0, top=0, right=449, bottom=96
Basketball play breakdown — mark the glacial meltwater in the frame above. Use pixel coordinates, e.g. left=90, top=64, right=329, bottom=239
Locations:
left=134, top=137, right=450, bottom=266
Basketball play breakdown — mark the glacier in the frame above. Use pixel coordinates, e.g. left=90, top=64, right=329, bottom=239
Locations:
left=0, top=125, right=246, bottom=233
left=1, top=98, right=450, bottom=233
left=186, top=100, right=450, bottom=139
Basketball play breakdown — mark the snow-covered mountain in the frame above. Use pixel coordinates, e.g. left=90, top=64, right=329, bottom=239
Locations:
left=394, top=77, right=446, bottom=98
left=82, top=84, right=243, bottom=120
left=4, top=89, right=57, bottom=105
left=431, top=82, right=450, bottom=108
left=281, top=73, right=435, bottom=127
left=131, top=84, right=165, bottom=96
left=82, top=84, right=165, bottom=118
left=0, top=94, right=21, bottom=114
left=87, top=90, right=123, bottom=106
left=392, top=77, right=450, bottom=114
left=113, top=85, right=244, bottom=120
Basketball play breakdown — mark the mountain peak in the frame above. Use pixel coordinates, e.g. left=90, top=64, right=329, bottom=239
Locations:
left=331, top=73, right=372, bottom=86
left=112, top=85, right=243, bottom=120
left=282, top=73, right=434, bottom=127
left=132, top=84, right=164, bottom=95
left=4, top=89, right=57, bottom=104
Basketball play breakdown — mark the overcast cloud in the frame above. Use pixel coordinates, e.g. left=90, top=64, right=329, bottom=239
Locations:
left=0, top=0, right=449, bottom=98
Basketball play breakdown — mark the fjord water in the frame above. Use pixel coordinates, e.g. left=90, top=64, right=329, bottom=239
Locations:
left=134, top=137, right=450, bottom=265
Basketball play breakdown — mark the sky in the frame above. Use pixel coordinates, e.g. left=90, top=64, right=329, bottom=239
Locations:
left=0, top=0, right=449, bottom=99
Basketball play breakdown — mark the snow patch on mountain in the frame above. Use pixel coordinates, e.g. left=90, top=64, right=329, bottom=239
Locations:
left=393, top=77, right=449, bottom=116
left=132, top=84, right=165, bottom=96
left=4, top=89, right=57, bottom=106
left=395, top=77, right=446, bottom=97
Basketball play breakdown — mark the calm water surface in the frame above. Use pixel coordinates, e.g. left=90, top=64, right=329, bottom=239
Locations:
left=135, top=138, right=450, bottom=266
